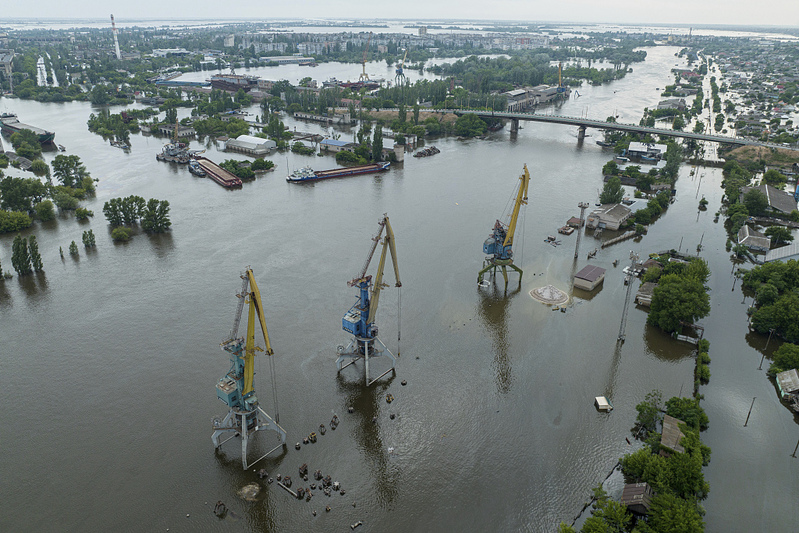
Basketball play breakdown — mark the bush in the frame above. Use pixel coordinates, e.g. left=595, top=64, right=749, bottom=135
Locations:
left=336, top=150, right=366, bottom=165
left=697, top=339, right=710, bottom=352
left=75, top=208, right=94, bottom=220
left=111, top=227, right=132, bottom=241
left=698, top=351, right=711, bottom=365
left=53, top=191, right=79, bottom=211
left=769, top=343, right=799, bottom=376
left=0, top=211, right=33, bottom=233
left=30, top=159, right=49, bottom=177
left=251, top=158, right=275, bottom=171
left=34, top=200, right=56, bottom=221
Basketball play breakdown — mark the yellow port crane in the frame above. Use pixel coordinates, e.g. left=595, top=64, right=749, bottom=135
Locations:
left=212, top=268, right=286, bottom=469
left=479, top=164, right=531, bottom=286
left=359, top=32, right=373, bottom=82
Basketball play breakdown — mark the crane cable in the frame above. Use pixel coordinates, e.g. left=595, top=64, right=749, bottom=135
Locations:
left=269, top=348, right=279, bottom=424
left=397, top=286, right=402, bottom=357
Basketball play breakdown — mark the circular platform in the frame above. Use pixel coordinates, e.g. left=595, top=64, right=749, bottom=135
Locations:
left=530, top=284, right=569, bottom=306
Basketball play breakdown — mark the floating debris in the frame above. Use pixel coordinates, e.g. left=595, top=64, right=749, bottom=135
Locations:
left=347, top=406, right=354, bottom=414
left=386, top=394, right=394, bottom=404
left=314, top=470, right=323, bottom=481
left=295, top=442, right=302, bottom=450
left=276, top=474, right=282, bottom=481
left=331, top=415, right=339, bottom=429
left=257, top=469, right=268, bottom=479
left=326, top=505, right=331, bottom=513
left=323, top=475, right=332, bottom=488
left=309, top=432, right=317, bottom=443
left=333, top=481, right=340, bottom=491
left=213, top=501, right=227, bottom=518
left=401, top=380, right=407, bottom=386
left=237, top=483, right=261, bottom=501
left=299, top=464, right=308, bottom=477
left=530, top=284, right=569, bottom=306
left=351, top=521, right=363, bottom=530
left=297, top=487, right=305, bottom=500
left=303, top=437, right=310, bottom=445
left=319, top=424, right=326, bottom=435
left=283, top=475, right=292, bottom=488
left=340, top=489, right=346, bottom=495
left=389, top=414, right=396, bottom=420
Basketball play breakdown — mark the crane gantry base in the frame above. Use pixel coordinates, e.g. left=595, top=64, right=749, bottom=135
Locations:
left=479, top=258, right=523, bottom=286
left=336, top=336, right=396, bottom=387
left=212, top=406, right=286, bottom=470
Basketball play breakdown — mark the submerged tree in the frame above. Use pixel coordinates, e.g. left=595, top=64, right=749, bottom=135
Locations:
left=28, top=235, right=43, bottom=271
left=599, top=175, right=624, bottom=204
left=11, top=234, right=32, bottom=275
left=141, top=199, right=171, bottom=233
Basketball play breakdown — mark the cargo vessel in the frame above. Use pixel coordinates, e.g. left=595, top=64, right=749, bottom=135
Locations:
left=0, top=113, right=56, bottom=144
left=286, top=162, right=390, bottom=183
left=210, top=73, right=260, bottom=93
left=193, top=156, right=242, bottom=188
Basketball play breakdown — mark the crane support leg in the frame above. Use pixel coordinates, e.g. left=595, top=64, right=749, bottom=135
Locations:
left=336, top=336, right=397, bottom=387
left=212, top=408, right=286, bottom=469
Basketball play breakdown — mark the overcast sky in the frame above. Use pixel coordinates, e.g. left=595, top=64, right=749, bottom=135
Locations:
left=1, top=1, right=798, bottom=28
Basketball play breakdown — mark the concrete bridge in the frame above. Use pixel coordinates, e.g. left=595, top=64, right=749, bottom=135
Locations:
left=454, top=109, right=798, bottom=152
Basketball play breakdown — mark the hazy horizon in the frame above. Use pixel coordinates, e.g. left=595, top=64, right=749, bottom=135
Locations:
left=0, top=2, right=797, bottom=29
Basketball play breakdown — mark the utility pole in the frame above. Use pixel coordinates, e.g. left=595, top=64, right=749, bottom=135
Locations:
left=574, top=202, right=589, bottom=259
left=618, top=251, right=639, bottom=343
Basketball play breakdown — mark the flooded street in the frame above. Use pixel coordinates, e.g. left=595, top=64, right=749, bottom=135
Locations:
left=1, top=45, right=797, bottom=531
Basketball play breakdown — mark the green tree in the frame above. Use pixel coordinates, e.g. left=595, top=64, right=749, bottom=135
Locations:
left=398, top=103, right=406, bottom=124
left=30, top=159, right=49, bottom=177
left=413, top=103, right=420, bottom=125
left=372, top=127, right=383, bottom=162
left=648, top=274, right=710, bottom=333
left=672, top=115, right=686, bottom=131
left=164, top=106, right=178, bottom=125
left=762, top=169, right=787, bottom=190
left=28, top=235, right=43, bottom=271
left=765, top=226, right=794, bottom=245
left=634, top=390, right=663, bottom=438
left=141, top=199, right=171, bottom=233
left=82, top=229, right=96, bottom=248
left=11, top=234, right=32, bottom=275
left=75, top=207, right=94, bottom=221
left=642, top=493, right=704, bottom=533
left=693, top=120, right=704, bottom=133
left=0, top=211, right=33, bottom=233
left=53, top=191, right=79, bottom=211
left=51, top=155, right=88, bottom=189
left=9, top=129, right=42, bottom=158
left=743, top=189, right=769, bottom=216
left=121, top=195, right=146, bottom=225
left=34, top=200, right=55, bottom=221
left=600, top=176, right=624, bottom=204
left=665, top=396, right=709, bottom=431
left=103, top=198, right=124, bottom=227
left=69, top=240, right=79, bottom=255
left=0, top=176, right=47, bottom=212
left=769, top=342, right=799, bottom=375
left=453, top=114, right=487, bottom=137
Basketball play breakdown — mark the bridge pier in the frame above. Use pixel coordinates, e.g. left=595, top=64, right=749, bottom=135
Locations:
left=578, top=125, right=586, bottom=141
left=510, top=118, right=519, bottom=134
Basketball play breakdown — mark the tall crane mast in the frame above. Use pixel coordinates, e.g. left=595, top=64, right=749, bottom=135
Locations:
left=395, top=49, right=408, bottom=86
left=359, top=32, right=373, bottom=82
left=211, top=268, right=286, bottom=469
left=479, top=164, right=530, bottom=286
left=336, top=214, right=401, bottom=386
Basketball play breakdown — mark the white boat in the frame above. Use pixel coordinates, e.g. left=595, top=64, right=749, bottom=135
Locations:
left=286, top=166, right=316, bottom=182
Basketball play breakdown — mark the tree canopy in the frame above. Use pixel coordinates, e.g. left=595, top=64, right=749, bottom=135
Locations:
left=600, top=176, right=624, bottom=204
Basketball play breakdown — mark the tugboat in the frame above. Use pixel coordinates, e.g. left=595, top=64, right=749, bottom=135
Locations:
left=156, top=142, right=190, bottom=164
left=188, top=159, right=206, bottom=177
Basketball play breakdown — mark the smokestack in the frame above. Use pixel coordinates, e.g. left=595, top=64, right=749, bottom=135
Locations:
left=111, top=14, right=121, bottom=60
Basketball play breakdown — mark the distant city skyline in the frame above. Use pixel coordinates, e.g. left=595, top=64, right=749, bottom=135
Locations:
left=0, top=1, right=798, bottom=29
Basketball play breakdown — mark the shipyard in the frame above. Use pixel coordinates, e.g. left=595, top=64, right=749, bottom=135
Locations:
left=1, top=11, right=799, bottom=533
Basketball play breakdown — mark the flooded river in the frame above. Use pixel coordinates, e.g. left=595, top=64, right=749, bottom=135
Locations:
left=1, top=45, right=797, bottom=531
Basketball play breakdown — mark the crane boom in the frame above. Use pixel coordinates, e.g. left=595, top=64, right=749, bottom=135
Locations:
left=366, top=216, right=401, bottom=325
left=359, top=32, right=373, bottom=82
left=502, top=164, right=530, bottom=248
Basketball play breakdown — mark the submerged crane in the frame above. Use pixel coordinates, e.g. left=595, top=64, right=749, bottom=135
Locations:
left=479, top=164, right=531, bottom=286
left=337, top=214, right=401, bottom=386
left=212, top=268, right=286, bottom=469
left=394, top=49, right=408, bottom=86
left=359, top=32, right=373, bottom=82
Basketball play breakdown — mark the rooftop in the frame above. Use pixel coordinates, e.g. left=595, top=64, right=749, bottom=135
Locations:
left=575, top=265, right=606, bottom=283
left=660, top=414, right=686, bottom=454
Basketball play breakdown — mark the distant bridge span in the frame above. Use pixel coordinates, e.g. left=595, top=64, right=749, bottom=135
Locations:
left=454, top=109, right=798, bottom=152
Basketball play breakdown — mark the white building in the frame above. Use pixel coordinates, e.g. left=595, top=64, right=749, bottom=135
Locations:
left=225, top=135, right=276, bottom=156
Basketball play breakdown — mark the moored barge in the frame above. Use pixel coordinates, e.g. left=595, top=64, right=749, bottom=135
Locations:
left=286, top=162, right=390, bottom=183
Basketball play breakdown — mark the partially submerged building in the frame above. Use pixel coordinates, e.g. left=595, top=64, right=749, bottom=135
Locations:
left=741, top=183, right=798, bottom=214
left=776, top=368, right=799, bottom=399
left=574, top=265, right=606, bottom=291
left=620, top=483, right=654, bottom=515
left=224, top=135, right=277, bottom=156
left=737, top=224, right=772, bottom=252
left=586, top=204, right=632, bottom=231
left=635, top=281, right=657, bottom=307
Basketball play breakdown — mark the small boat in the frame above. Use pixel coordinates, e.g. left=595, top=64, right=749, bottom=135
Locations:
left=286, top=166, right=316, bottom=181
left=596, top=140, right=613, bottom=147
left=110, top=140, right=130, bottom=149
left=57, top=144, right=66, bottom=152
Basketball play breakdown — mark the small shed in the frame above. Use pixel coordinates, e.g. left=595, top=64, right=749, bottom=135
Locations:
left=776, top=369, right=799, bottom=399
left=635, top=281, right=658, bottom=307
left=620, top=483, right=654, bottom=515
left=594, top=396, right=613, bottom=412
left=660, top=414, right=686, bottom=455
left=574, top=265, right=606, bottom=291
left=567, top=216, right=584, bottom=228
